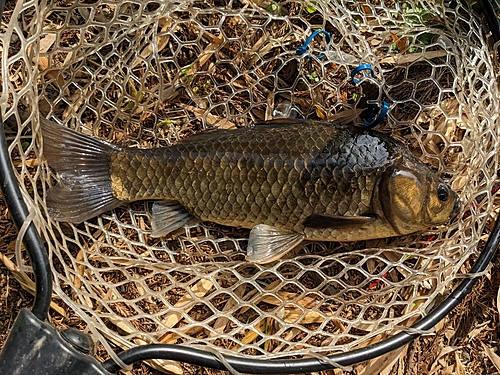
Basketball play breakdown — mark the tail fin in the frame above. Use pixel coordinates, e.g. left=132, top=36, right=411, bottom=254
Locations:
left=40, top=117, right=124, bottom=223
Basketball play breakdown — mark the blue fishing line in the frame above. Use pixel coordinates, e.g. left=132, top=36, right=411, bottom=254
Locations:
left=296, top=29, right=331, bottom=59
left=351, top=64, right=389, bottom=128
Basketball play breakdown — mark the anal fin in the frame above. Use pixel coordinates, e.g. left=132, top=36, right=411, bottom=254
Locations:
left=151, top=201, right=197, bottom=237
left=246, top=224, right=304, bottom=264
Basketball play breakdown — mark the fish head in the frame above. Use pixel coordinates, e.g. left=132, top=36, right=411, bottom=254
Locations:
left=377, top=157, right=460, bottom=235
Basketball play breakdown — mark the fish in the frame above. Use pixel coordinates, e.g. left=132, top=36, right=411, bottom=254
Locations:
left=41, top=117, right=460, bottom=264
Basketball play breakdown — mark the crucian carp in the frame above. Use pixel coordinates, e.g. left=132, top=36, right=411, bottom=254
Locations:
left=41, top=117, right=460, bottom=263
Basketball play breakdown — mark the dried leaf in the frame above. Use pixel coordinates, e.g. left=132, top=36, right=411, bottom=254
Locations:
left=159, top=278, right=214, bottom=339
left=177, top=103, right=236, bottom=129
left=443, top=325, right=457, bottom=342
left=440, top=364, right=456, bottom=375
left=212, top=297, right=238, bottom=334
left=147, top=359, right=184, bottom=375
left=455, top=351, right=466, bottom=375
left=429, top=346, right=461, bottom=374
left=497, top=286, right=500, bottom=322
left=284, top=309, right=323, bottom=324
left=37, top=34, right=57, bottom=72
left=360, top=4, right=373, bottom=14
left=246, top=34, right=299, bottom=68
left=315, top=105, right=327, bottom=119
left=39, top=33, right=57, bottom=54
left=37, top=33, right=71, bottom=96
left=467, top=320, right=490, bottom=341
left=135, top=17, right=175, bottom=69
left=241, top=328, right=261, bottom=345
left=161, top=312, right=182, bottom=328
left=390, top=31, right=409, bottom=52
left=0, top=252, right=66, bottom=317
left=452, top=176, right=467, bottom=191
left=382, top=344, right=409, bottom=375
left=212, top=282, right=251, bottom=334
left=359, top=345, right=405, bottom=375
left=13, top=158, right=38, bottom=168
left=380, top=50, right=448, bottom=65
left=482, top=343, right=500, bottom=373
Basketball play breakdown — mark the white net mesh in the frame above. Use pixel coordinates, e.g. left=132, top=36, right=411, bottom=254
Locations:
left=1, top=0, right=500, bottom=367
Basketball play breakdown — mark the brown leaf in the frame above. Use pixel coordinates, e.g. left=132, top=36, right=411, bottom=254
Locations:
left=390, top=31, right=409, bottom=52
left=429, top=346, right=461, bottom=374
left=360, top=4, right=372, bottom=14
left=0, top=253, right=66, bottom=317
left=358, top=345, right=405, bottom=375
left=147, top=359, right=183, bottom=375
left=455, top=351, right=466, bottom=375
left=177, top=103, right=236, bottom=129
left=441, top=364, right=456, bottom=375
left=497, top=286, right=500, bottom=322
left=467, top=320, right=490, bottom=341
left=380, top=50, right=448, bottom=64
left=482, top=343, right=500, bottom=373
left=314, top=105, right=327, bottom=119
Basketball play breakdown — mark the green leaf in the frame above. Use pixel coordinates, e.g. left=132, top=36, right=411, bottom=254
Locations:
left=157, top=119, right=173, bottom=128
left=266, top=2, right=283, bottom=15
left=305, top=0, right=317, bottom=13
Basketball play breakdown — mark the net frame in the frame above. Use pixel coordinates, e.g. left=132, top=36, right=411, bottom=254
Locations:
left=1, top=0, right=499, bottom=371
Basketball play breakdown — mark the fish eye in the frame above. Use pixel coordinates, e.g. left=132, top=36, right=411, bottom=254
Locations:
left=437, top=184, right=449, bottom=202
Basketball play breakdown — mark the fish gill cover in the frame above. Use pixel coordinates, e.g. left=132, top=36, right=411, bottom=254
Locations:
left=0, top=0, right=499, bottom=371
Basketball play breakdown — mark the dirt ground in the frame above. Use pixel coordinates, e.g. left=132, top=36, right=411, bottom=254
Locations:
left=1, top=195, right=500, bottom=375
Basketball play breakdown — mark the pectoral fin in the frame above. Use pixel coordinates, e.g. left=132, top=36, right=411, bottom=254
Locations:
left=151, top=201, right=197, bottom=237
left=303, top=214, right=375, bottom=229
left=246, top=224, right=305, bottom=264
